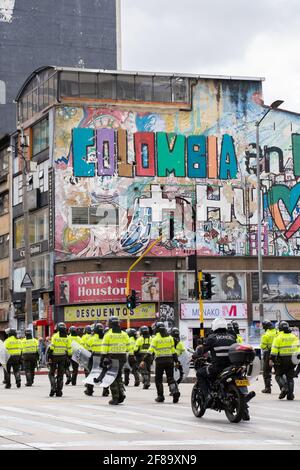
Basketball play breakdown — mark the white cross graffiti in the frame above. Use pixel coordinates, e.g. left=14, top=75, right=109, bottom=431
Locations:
left=139, top=185, right=176, bottom=222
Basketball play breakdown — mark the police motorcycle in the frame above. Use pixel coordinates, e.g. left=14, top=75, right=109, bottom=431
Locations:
left=191, top=343, right=259, bottom=423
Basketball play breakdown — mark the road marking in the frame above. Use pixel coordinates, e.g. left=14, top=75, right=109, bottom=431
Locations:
left=76, top=404, right=248, bottom=434
left=252, top=404, right=300, bottom=415
left=0, top=427, right=23, bottom=437
left=0, top=406, right=138, bottom=435
left=7, top=439, right=295, bottom=450
left=0, top=414, right=85, bottom=435
left=43, top=404, right=182, bottom=433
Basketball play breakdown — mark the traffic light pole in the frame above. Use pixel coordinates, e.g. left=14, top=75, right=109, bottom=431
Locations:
left=126, top=235, right=163, bottom=329
left=198, top=271, right=205, bottom=339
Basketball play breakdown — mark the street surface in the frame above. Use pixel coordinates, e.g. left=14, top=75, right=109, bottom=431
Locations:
left=0, top=371, right=299, bottom=450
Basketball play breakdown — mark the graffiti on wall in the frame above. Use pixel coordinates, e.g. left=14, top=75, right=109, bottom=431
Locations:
left=53, top=83, right=300, bottom=259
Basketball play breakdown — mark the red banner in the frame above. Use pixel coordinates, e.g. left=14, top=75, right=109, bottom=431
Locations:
left=55, top=272, right=175, bottom=305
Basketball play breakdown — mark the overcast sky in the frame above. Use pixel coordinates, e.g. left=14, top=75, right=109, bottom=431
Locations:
left=121, top=0, right=300, bottom=113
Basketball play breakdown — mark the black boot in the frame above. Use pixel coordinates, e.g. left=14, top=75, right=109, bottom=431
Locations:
left=109, top=398, right=119, bottom=405
left=155, top=396, right=165, bottom=402
left=102, top=387, right=109, bottom=397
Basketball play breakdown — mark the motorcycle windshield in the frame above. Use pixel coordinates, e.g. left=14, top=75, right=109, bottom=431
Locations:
left=246, top=356, right=261, bottom=384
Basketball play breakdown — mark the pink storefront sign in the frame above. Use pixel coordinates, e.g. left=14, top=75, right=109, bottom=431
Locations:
left=55, top=271, right=175, bottom=305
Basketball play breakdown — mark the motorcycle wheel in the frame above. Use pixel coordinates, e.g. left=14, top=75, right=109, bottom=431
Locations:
left=191, top=383, right=206, bottom=418
left=224, top=384, right=244, bottom=423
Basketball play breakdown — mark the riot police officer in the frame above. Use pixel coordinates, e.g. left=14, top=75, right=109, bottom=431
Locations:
left=101, top=317, right=132, bottom=405
left=144, top=322, right=180, bottom=403
left=260, top=320, right=277, bottom=393
left=47, top=322, right=72, bottom=397
left=67, top=326, right=82, bottom=386
left=84, top=323, right=104, bottom=396
left=170, top=327, right=185, bottom=385
left=270, top=320, right=299, bottom=400
left=135, top=325, right=152, bottom=389
left=124, top=328, right=140, bottom=387
left=21, top=329, right=39, bottom=386
left=4, top=329, right=22, bottom=389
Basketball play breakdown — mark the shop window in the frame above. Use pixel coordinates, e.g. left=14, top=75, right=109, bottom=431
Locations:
left=14, top=209, right=49, bottom=249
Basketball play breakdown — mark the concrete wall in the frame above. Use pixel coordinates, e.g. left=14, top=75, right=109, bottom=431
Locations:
left=0, top=0, right=117, bottom=137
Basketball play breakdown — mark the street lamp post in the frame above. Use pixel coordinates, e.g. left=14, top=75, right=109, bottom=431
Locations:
left=20, top=129, right=33, bottom=331
left=255, top=100, right=284, bottom=326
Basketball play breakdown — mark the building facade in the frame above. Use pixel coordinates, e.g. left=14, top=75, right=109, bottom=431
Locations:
left=13, top=66, right=300, bottom=345
left=0, top=0, right=119, bottom=137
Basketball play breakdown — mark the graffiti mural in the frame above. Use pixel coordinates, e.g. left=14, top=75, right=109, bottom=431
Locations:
left=53, top=80, right=300, bottom=260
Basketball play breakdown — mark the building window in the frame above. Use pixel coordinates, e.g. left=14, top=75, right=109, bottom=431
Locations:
left=32, top=118, right=49, bottom=157
left=0, top=192, right=9, bottom=216
left=71, top=206, right=119, bottom=226
left=116, top=75, right=135, bottom=101
left=0, top=147, right=9, bottom=175
left=153, top=77, right=172, bottom=102
left=0, top=278, right=9, bottom=302
left=14, top=209, right=49, bottom=249
left=14, top=254, right=50, bottom=292
left=79, top=73, right=98, bottom=98
left=0, top=234, right=9, bottom=259
left=98, top=74, right=117, bottom=100
left=135, top=76, right=153, bottom=102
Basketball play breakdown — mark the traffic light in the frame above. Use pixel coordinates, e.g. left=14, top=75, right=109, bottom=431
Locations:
left=126, top=289, right=138, bottom=309
left=200, top=273, right=216, bottom=300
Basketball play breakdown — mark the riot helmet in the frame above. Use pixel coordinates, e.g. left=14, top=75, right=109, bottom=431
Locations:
left=155, top=321, right=168, bottom=337
left=94, top=323, right=104, bottom=338
left=8, top=328, right=17, bottom=337
left=57, top=322, right=67, bottom=337
left=126, top=328, right=137, bottom=339
left=140, top=326, right=150, bottom=338
left=108, top=316, right=121, bottom=333
left=231, top=321, right=240, bottom=334
left=262, top=320, right=274, bottom=331
left=171, top=327, right=180, bottom=340
left=278, top=320, right=291, bottom=333
left=69, top=326, right=78, bottom=337
left=25, top=329, right=33, bottom=340
left=84, top=325, right=92, bottom=335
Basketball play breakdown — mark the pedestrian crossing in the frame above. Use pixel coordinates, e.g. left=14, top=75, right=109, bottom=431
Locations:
left=0, top=380, right=299, bottom=450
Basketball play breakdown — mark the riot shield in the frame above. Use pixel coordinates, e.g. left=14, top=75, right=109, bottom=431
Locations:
left=71, top=341, right=92, bottom=370
left=83, top=357, right=119, bottom=388
left=0, top=340, right=9, bottom=371
left=174, top=351, right=191, bottom=382
left=246, top=356, right=261, bottom=384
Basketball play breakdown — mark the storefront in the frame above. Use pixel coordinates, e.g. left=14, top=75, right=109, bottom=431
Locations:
left=55, top=271, right=175, bottom=331
left=179, top=302, right=248, bottom=350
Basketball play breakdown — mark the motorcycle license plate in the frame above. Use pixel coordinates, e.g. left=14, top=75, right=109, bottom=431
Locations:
left=235, top=379, right=250, bottom=387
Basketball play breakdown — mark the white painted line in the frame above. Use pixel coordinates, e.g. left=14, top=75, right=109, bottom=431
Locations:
left=0, top=444, right=29, bottom=450
left=0, top=414, right=85, bottom=435
left=17, top=439, right=296, bottom=450
left=0, top=406, right=138, bottom=435
left=76, top=404, right=247, bottom=434
left=0, top=427, right=23, bottom=437
left=44, top=404, right=182, bottom=433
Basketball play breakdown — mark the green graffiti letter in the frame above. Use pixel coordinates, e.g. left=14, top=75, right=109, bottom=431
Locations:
left=157, top=132, right=186, bottom=177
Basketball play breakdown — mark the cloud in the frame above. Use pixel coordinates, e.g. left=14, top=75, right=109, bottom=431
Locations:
left=121, top=0, right=300, bottom=112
